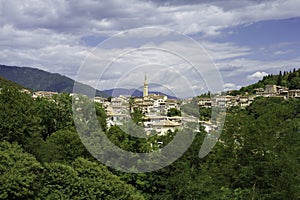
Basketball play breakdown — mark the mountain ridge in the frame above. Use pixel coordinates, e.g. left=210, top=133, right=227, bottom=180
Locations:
left=0, top=65, right=176, bottom=98
left=0, top=64, right=107, bottom=97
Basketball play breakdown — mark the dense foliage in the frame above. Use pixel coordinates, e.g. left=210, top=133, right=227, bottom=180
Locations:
left=167, top=108, right=181, bottom=117
left=0, top=75, right=299, bottom=199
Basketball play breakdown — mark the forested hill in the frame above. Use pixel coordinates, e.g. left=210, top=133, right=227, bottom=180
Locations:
left=235, top=68, right=300, bottom=95
left=0, top=75, right=24, bottom=89
left=0, top=84, right=299, bottom=199
left=0, top=64, right=106, bottom=97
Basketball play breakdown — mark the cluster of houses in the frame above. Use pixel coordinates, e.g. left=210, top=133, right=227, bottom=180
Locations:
left=98, top=83, right=300, bottom=135
left=93, top=76, right=193, bottom=135
left=199, top=85, right=300, bottom=109
left=255, top=85, right=300, bottom=99
left=93, top=94, right=183, bottom=135
left=94, top=94, right=218, bottom=135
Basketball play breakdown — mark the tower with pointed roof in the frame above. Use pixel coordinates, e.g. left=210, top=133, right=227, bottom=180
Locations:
left=143, top=74, right=148, bottom=98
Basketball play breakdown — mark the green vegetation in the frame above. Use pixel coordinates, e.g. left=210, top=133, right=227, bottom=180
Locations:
left=0, top=76, right=24, bottom=89
left=167, top=108, right=181, bottom=117
left=199, top=107, right=211, bottom=121
left=129, top=97, right=144, bottom=124
left=0, top=72, right=299, bottom=199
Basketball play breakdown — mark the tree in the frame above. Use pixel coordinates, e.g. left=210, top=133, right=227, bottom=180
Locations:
left=37, top=162, right=81, bottom=199
left=37, top=158, right=145, bottom=199
left=167, top=108, right=181, bottom=117
left=34, top=93, right=74, bottom=140
left=290, top=77, right=300, bottom=89
left=199, top=107, right=211, bottom=121
left=0, top=87, right=43, bottom=155
left=72, top=158, right=145, bottom=200
left=131, top=108, right=144, bottom=125
left=0, top=141, right=42, bottom=199
left=276, top=70, right=282, bottom=85
left=40, top=129, right=89, bottom=164
left=95, top=102, right=107, bottom=131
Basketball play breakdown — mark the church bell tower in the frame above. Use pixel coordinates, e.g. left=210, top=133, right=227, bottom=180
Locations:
left=143, top=74, right=148, bottom=98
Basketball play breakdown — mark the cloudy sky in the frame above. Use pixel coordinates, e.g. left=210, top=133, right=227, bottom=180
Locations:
left=1, top=0, right=300, bottom=97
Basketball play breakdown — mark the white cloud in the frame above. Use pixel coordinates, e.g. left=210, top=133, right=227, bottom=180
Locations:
left=0, top=0, right=299, bottom=97
left=1, top=0, right=300, bottom=37
left=248, top=71, right=268, bottom=79
left=75, top=32, right=222, bottom=98
left=223, top=83, right=240, bottom=91
left=273, top=50, right=291, bottom=55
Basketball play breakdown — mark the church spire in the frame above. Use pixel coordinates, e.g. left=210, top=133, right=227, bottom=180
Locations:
left=143, top=73, right=148, bottom=98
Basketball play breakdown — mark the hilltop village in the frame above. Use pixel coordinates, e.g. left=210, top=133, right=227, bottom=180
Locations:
left=14, top=75, right=299, bottom=136
left=93, top=76, right=300, bottom=135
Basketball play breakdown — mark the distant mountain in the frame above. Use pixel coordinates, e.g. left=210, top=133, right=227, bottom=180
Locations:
left=102, top=88, right=177, bottom=99
left=0, top=65, right=106, bottom=97
left=0, top=64, right=178, bottom=98
left=102, top=88, right=142, bottom=97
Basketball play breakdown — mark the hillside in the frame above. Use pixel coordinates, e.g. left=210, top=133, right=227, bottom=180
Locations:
left=229, top=68, right=300, bottom=95
left=0, top=75, right=24, bottom=89
left=0, top=65, right=106, bottom=97
left=0, top=77, right=299, bottom=199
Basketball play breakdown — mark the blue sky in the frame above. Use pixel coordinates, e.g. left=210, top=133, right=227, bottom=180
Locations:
left=0, top=0, right=300, bottom=97
left=214, top=17, right=300, bottom=63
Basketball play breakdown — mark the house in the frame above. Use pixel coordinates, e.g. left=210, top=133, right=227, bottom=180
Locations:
left=238, top=96, right=253, bottom=108
left=265, top=85, right=277, bottom=94
left=93, top=96, right=107, bottom=104
left=198, top=98, right=212, bottom=108
left=106, top=113, right=129, bottom=128
left=165, top=99, right=180, bottom=110
left=32, top=91, right=58, bottom=98
left=143, top=115, right=182, bottom=135
left=151, top=120, right=181, bottom=135
left=288, top=89, right=300, bottom=98
left=199, top=121, right=214, bottom=133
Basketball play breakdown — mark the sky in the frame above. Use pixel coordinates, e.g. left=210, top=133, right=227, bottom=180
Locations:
left=1, top=0, right=300, bottom=97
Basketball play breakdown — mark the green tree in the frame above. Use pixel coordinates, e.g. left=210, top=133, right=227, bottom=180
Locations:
left=37, top=162, right=81, bottom=199
left=0, top=87, right=43, bottom=155
left=290, top=77, right=300, bottom=89
left=131, top=108, right=144, bottom=125
left=37, top=158, right=145, bottom=200
left=276, top=70, right=282, bottom=85
left=72, top=158, right=145, bottom=200
left=0, top=141, right=42, bottom=200
left=34, top=93, right=74, bottom=140
left=199, top=107, right=211, bottom=121
left=95, top=102, right=107, bottom=131
left=40, top=129, right=89, bottom=164
left=167, top=108, right=181, bottom=117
